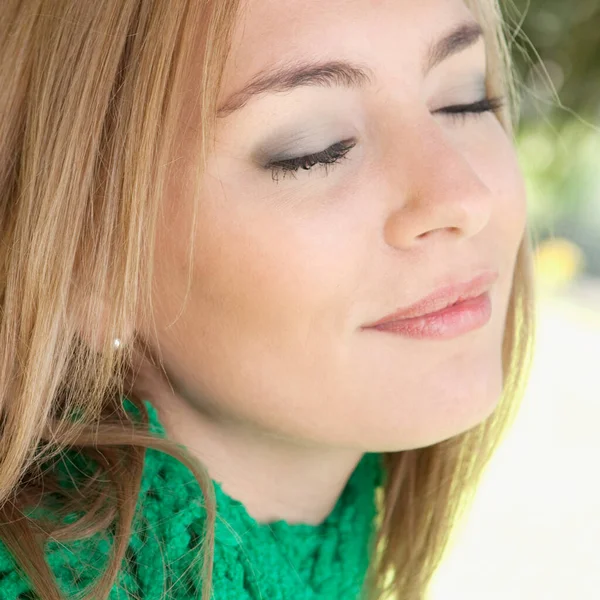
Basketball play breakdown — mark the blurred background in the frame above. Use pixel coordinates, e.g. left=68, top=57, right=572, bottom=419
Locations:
left=429, top=1, right=600, bottom=598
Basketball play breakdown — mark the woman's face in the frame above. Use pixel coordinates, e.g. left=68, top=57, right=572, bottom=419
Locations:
left=148, top=0, right=526, bottom=450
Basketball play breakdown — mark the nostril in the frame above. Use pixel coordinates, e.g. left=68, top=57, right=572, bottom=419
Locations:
left=417, top=226, right=458, bottom=240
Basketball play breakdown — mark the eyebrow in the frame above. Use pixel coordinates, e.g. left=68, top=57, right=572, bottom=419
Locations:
left=216, top=21, right=484, bottom=118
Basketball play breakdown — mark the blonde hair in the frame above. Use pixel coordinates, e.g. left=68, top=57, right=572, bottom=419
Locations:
left=0, top=1, right=534, bottom=599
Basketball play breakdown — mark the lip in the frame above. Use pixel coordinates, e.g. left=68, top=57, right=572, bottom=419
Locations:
left=361, top=271, right=498, bottom=338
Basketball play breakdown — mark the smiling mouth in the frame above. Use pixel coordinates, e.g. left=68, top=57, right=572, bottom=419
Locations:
left=361, top=271, right=498, bottom=340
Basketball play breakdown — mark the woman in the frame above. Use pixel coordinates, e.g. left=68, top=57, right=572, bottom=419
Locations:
left=0, top=0, right=534, bottom=598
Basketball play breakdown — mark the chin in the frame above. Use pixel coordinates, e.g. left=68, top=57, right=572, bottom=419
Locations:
left=429, top=387, right=503, bottom=446
left=362, top=368, right=505, bottom=452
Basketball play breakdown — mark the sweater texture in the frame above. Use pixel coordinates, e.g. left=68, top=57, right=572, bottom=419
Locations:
left=0, top=399, right=384, bottom=599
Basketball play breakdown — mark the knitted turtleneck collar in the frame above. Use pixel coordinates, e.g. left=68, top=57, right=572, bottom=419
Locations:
left=4, top=399, right=384, bottom=600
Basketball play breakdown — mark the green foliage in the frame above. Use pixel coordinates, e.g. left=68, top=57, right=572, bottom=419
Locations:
left=506, top=0, right=600, bottom=126
left=501, top=0, right=600, bottom=274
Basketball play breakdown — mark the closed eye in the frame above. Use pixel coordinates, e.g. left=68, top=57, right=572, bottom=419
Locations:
left=434, top=95, right=504, bottom=122
left=266, top=139, right=357, bottom=183
left=265, top=95, right=503, bottom=183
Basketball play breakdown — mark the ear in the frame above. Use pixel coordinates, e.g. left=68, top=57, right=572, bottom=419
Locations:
left=72, top=289, right=134, bottom=354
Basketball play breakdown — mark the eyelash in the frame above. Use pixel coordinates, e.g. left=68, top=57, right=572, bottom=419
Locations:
left=267, top=95, right=504, bottom=183
left=435, top=95, right=505, bottom=122
left=268, top=139, right=357, bottom=183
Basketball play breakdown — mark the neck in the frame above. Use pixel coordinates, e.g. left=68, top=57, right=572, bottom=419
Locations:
left=132, top=358, right=363, bottom=526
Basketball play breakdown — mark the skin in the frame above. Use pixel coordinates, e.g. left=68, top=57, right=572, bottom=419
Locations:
left=133, top=0, right=527, bottom=525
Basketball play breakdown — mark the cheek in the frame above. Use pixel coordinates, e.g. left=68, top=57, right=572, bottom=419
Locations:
left=458, top=121, right=527, bottom=277
left=470, top=123, right=527, bottom=319
left=476, top=122, right=528, bottom=239
left=153, top=171, right=371, bottom=365
left=147, top=172, right=377, bottom=436
left=193, top=177, right=373, bottom=336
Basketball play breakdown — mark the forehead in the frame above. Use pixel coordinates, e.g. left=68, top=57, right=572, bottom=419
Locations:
left=219, top=0, right=475, bottom=95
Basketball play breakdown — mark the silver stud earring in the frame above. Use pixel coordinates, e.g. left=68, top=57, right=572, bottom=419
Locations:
left=113, top=338, right=122, bottom=349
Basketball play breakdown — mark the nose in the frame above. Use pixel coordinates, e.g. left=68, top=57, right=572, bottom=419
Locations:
left=382, top=119, right=493, bottom=249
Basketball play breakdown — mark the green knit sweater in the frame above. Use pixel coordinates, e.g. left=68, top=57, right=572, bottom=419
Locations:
left=0, top=399, right=384, bottom=599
